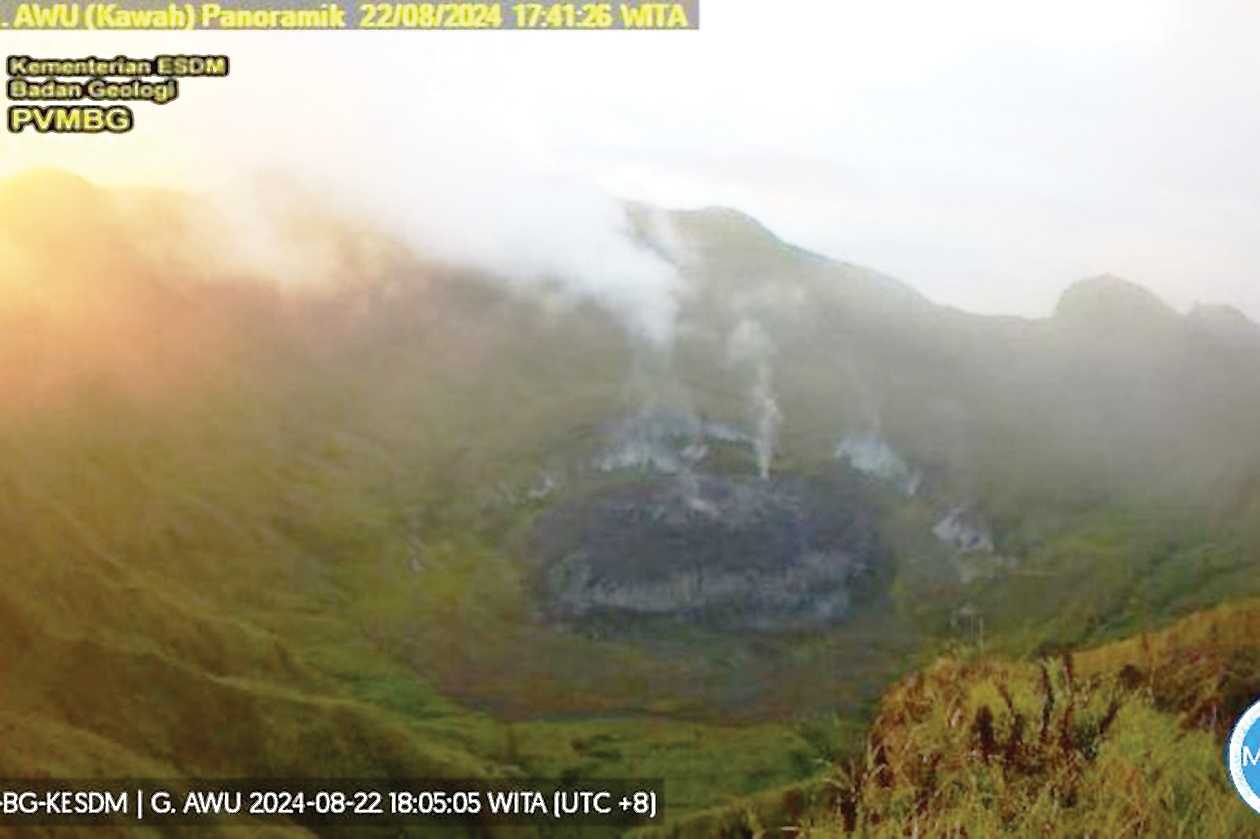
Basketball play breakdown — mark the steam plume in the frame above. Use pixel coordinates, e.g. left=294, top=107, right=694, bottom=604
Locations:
left=727, top=318, right=781, bottom=480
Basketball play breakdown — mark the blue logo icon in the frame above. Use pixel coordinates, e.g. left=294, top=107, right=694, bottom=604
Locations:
left=1228, top=699, right=1260, bottom=814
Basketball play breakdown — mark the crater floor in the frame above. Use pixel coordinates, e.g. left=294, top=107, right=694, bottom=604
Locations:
left=528, top=472, right=888, bottom=633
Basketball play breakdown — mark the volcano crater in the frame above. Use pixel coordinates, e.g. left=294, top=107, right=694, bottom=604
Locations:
left=528, top=473, right=889, bottom=633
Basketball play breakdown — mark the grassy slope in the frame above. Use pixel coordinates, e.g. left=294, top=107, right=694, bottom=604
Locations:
left=650, top=597, right=1260, bottom=837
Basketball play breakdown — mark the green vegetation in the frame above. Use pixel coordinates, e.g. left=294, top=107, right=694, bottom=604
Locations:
left=655, top=599, right=1260, bottom=837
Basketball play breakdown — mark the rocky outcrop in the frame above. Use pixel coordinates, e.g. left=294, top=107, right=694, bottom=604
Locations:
left=932, top=507, right=995, bottom=554
left=528, top=473, right=886, bottom=632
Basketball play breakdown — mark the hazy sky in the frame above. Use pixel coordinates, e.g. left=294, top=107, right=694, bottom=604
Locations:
left=5, top=0, right=1259, bottom=319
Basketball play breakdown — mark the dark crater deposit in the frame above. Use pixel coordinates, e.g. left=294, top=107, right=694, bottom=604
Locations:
left=528, top=473, right=889, bottom=633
